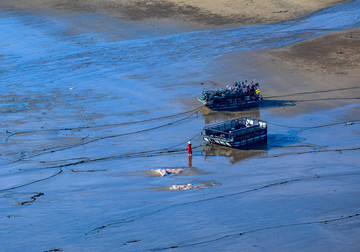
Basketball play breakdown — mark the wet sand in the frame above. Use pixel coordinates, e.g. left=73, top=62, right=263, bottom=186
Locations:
left=265, top=28, right=360, bottom=74
left=210, top=27, right=360, bottom=116
left=1, top=1, right=360, bottom=251
left=0, top=0, right=353, bottom=25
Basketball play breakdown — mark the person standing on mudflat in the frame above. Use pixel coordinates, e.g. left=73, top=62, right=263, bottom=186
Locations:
left=187, top=141, right=192, bottom=156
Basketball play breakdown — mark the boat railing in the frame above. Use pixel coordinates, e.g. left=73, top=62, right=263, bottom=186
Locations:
left=203, top=118, right=266, bottom=141
left=259, top=121, right=267, bottom=129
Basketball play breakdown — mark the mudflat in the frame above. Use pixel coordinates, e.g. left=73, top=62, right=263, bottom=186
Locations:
left=1, top=1, right=359, bottom=251
left=266, top=28, right=360, bottom=75
left=0, top=0, right=353, bottom=25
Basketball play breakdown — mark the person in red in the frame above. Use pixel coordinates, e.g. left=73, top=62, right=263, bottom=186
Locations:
left=187, top=141, right=192, bottom=156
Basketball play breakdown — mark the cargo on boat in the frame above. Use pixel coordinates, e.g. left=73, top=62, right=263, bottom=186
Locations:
left=202, top=117, right=267, bottom=148
left=198, top=80, right=262, bottom=111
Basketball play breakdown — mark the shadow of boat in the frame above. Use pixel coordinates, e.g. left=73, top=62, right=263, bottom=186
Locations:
left=259, top=99, right=296, bottom=109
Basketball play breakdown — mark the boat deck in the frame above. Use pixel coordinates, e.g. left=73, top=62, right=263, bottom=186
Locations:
left=202, top=118, right=267, bottom=148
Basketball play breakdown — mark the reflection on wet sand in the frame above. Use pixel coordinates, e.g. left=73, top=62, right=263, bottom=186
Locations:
left=155, top=180, right=221, bottom=191
left=200, top=106, right=260, bottom=124
left=144, top=164, right=210, bottom=177
left=202, top=143, right=268, bottom=164
left=200, top=100, right=296, bottom=124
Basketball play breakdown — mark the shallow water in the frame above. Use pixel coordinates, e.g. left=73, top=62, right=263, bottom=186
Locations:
left=1, top=1, right=360, bottom=251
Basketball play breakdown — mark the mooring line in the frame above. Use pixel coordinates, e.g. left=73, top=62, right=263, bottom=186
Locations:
left=263, top=86, right=360, bottom=99
left=1, top=109, right=201, bottom=165
left=4, top=106, right=203, bottom=143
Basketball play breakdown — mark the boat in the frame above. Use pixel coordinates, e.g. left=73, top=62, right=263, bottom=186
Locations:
left=198, top=80, right=262, bottom=111
left=202, top=117, right=267, bottom=148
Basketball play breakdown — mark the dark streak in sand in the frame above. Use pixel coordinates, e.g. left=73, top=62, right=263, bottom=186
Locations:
left=19, top=192, right=44, bottom=205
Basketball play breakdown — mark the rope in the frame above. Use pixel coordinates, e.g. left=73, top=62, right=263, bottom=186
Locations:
left=263, top=86, right=360, bottom=99
left=4, top=106, right=204, bottom=143
left=1, top=108, right=201, bottom=165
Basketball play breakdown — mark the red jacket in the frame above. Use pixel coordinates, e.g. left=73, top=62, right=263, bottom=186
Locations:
left=187, top=143, right=192, bottom=154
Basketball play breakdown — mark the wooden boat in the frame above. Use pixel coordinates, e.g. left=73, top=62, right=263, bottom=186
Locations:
left=202, top=117, right=267, bottom=148
left=198, top=81, right=262, bottom=111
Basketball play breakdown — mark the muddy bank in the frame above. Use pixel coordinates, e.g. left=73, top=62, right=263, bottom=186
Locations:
left=0, top=0, right=353, bottom=26
left=259, top=27, right=360, bottom=115
left=264, top=28, right=360, bottom=75
left=208, top=27, right=360, bottom=116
